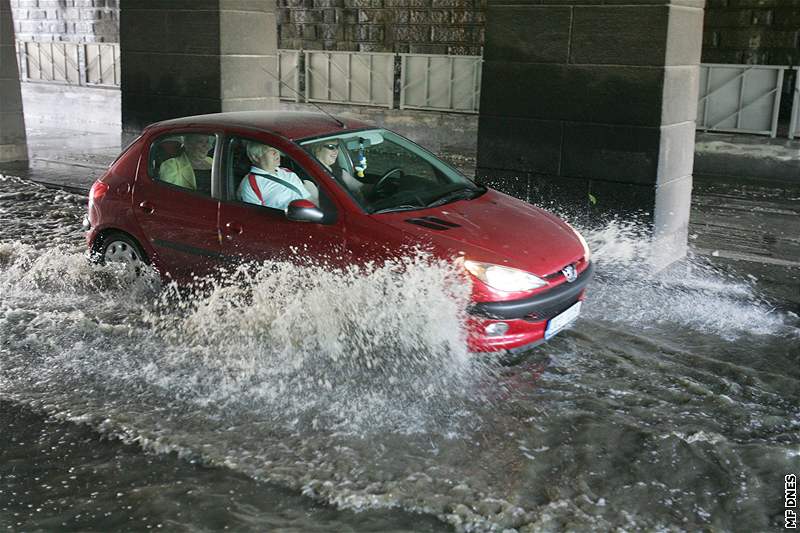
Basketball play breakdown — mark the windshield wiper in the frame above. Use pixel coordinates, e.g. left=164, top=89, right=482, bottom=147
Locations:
left=425, top=186, right=486, bottom=208
left=371, top=204, right=423, bottom=214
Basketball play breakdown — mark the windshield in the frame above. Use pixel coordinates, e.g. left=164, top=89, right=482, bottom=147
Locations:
left=300, top=129, right=483, bottom=213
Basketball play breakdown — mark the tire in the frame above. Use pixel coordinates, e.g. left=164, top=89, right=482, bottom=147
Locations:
left=96, top=231, right=148, bottom=268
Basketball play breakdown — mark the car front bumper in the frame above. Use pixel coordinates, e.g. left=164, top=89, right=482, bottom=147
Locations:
left=467, top=262, right=594, bottom=353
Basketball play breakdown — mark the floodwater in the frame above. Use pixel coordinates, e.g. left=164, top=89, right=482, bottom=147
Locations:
left=1, top=175, right=798, bottom=532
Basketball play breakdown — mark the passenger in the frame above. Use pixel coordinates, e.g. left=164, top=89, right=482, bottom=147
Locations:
left=238, top=141, right=319, bottom=210
left=159, top=134, right=214, bottom=192
left=312, top=141, right=370, bottom=198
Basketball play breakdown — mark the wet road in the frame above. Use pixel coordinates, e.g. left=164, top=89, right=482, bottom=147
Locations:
left=1, top=175, right=798, bottom=532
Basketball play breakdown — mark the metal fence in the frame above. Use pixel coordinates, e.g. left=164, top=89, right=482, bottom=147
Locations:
left=16, top=41, right=120, bottom=87
left=697, top=64, right=787, bottom=137
left=14, top=45, right=800, bottom=132
left=399, top=54, right=481, bottom=113
left=277, top=49, right=301, bottom=102
left=304, top=50, right=394, bottom=108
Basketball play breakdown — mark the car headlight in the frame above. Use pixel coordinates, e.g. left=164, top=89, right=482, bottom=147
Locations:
left=463, top=260, right=547, bottom=292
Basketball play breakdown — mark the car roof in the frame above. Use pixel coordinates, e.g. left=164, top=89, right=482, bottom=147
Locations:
left=149, top=111, right=374, bottom=141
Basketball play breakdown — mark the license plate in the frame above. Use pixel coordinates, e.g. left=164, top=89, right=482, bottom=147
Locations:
left=545, top=301, right=582, bottom=340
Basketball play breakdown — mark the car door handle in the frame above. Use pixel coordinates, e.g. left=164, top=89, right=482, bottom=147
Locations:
left=138, top=201, right=155, bottom=214
left=224, top=222, right=243, bottom=239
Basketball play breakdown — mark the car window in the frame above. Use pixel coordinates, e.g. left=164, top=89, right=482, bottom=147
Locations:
left=300, top=129, right=480, bottom=214
left=149, top=133, right=216, bottom=196
left=224, top=136, right=321, bottom=212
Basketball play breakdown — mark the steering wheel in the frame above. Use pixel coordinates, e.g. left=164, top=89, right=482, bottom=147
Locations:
left=370, top=167, right=404, bottom=199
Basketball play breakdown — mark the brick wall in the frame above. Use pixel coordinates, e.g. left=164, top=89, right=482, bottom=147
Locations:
left=703, top=0, right=800, bottom=65
left=277, top=0, right=485, bottom=55
left=10, top=0, right=118, bottom=43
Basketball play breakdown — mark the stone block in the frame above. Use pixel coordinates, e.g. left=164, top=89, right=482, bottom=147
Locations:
left=561, top=122, right=661, bottom=185
left=336, top=7, right=358, bottom=23
left=359, top=8, right=391, bottom=23
left=392, top=25, right=429, bottom=42
left=430, top=26, right=466, bottom=42
left=408, top=43, right=446, bottom=53
left=530, top=174, right=592, bottom=213
left=122, top=1, right=219, bottom=10
left=571, top=6, right=669, bottom=66
left=0, top=80, right=23, bottom=111
left=220, top=10, right=277, bottom=55
left=121, top=51, right=222, bottom=99
left=409, top=9, right=429, bottom=23
left=0, top=142, right=28, bottom=164
left=476, top=115, right=561, bottom=175
left=656, top=121, right=696, bottom=185
left=290, top=8, right=321, bottom=22
left=220, top=0, right=277, bottom=11
left=665, top=5, right=703, bottom=66
left=585, top=180, right=657, bottom=221
left=484, top=6, right=570, bottom=63
left=221, top=96, right=278, bottom=112
left=704, top=8, right=751, bottom=27
left=0, top=111, right=27, bottom=140
left=652, top=174, right=692, bottom=263
left=221, top=55, right=278, bottom=99
left=480, top=62, right=665, bottom=127
left=122, top=93, right=222, bottom=133
left=121, top=9, right=220, bottom=54
left=661, top=65, right=699, bottom=125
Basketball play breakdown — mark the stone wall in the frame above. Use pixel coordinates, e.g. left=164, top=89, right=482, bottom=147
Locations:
left=703, top=0, right=800, bottom=65
left=9, top=0, right=118, bottom=43
left=9, top=1, right=800, bottom=64
left=277, top=0, right=485, bottom=54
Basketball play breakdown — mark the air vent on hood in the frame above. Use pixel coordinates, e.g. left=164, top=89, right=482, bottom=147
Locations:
left=405, top=216, right=461, bottom=230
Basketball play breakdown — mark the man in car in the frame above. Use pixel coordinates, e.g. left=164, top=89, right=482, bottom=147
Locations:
left=238, top=141, right=318, bottom=210
left=159, top=134, right=214, bottom=192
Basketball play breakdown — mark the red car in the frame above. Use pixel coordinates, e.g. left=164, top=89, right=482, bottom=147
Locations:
left=85, top=111, right=592, bottom=354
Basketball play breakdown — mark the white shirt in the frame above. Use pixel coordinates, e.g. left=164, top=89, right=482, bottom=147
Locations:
left=238, top=165, right=310, bottom=211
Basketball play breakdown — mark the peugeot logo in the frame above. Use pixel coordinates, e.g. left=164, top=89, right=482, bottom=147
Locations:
left=562, top=264, right=577, bottom=283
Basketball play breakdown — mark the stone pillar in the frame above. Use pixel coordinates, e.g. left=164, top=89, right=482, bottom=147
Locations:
left=120, top=0, right=279, bottom=135
left=0, top=0, right=27, bottom=166
left=477, top=0, right=704, bottom=266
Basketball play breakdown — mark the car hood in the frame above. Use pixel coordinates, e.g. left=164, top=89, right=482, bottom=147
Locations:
left=373, top=189, right=584, bottom=277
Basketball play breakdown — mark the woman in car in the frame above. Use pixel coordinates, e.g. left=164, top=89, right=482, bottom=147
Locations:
left=312, top=141, right=371, bottom=199
left=159, top=134, right=214, bottom=192
left=238, top=141, right=319, bottom=210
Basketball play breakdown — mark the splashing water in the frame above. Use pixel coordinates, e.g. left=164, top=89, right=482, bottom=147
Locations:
left=577, top=219, right=793, bottom=339
left=1, top=175, right=798, bottom=532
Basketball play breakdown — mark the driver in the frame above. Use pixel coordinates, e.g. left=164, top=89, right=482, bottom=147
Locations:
left=312, top=141, right=372, bottom=199
left=239, top=141, right=319, bottom=210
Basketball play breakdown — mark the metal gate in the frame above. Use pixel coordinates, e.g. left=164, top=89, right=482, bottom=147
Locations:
left=304, top=51, right=394, bottom=108
left=20, top=41, right=81, bottom=84
left=697, top=64, right=786, bottom=137
left=278, top=50, right=301, bottom=102
left=84, top=43, right=120, bottom=86
left=399, top=54, right=481, bottom=113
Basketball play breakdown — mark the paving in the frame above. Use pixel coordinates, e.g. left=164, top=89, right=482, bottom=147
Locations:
left=2, top=124, right=798, bottom=313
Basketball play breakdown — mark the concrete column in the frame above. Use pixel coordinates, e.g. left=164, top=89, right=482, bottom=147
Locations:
left=477, top=0, right=705, bottom=266
left=120, top=0, right=279, bottom=135
left=0, top=0, right=27, bottom=166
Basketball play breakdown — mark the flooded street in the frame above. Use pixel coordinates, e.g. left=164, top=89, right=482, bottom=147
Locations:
left=1, top=174, right=798, bottom=532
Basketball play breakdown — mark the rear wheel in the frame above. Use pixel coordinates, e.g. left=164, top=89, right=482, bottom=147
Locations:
left=96, top=231, right=148, bottom=268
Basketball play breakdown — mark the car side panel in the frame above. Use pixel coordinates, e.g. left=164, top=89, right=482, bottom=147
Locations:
left=131, top=129, right=223, bottom=279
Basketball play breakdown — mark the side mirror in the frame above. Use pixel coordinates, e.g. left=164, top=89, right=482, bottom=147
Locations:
left=286, top=199, right=325, bottom=223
